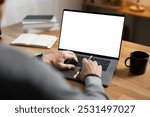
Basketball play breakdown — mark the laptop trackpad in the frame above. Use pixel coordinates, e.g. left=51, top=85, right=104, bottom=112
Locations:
left=60, top=67, right=81, bottom=80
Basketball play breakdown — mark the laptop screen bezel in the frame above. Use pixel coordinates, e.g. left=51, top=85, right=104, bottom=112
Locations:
left=58, top=9, right=125, bottom=60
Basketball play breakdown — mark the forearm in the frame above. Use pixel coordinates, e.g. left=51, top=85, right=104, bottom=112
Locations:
left=84, top=76, right=109, bottom=100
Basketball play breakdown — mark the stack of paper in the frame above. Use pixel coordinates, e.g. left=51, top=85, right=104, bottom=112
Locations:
left=22, top=15, right=60, bottom=33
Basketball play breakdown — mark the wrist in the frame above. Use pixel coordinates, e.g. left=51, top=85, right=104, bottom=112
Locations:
left=84, top=76, right=104, bottom=91
left=42, top=54, right=53, bottom=63
left=83, top=74, right=101, bottom=81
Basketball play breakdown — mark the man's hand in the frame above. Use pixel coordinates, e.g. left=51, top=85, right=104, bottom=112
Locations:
left=79, top=58, right=102, bottom=81
left=42, top=51, right=78, bottom=69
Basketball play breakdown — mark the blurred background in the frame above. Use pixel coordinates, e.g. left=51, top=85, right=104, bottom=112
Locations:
left=2, top=0, right=83, bottom=26
left=1, top=0, right=150, bottom=46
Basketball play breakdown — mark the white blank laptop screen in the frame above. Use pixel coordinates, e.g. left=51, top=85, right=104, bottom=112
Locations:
left=59, top=11, right=125, bottom=58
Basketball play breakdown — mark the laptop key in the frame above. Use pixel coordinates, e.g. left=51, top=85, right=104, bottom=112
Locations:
left=77, top=55, right=110, bottom=71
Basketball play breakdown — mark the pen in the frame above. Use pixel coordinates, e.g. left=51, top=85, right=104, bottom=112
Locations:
left=74, top=55, right=93, bottom=79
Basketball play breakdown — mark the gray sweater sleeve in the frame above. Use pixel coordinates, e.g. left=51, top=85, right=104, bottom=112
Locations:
left=0, top=46, right=109, bottom=100
left=84, top=76, right=109, bottom=100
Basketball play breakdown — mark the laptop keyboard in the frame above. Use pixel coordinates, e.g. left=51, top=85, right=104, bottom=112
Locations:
left=77, top=55, right=110, bottom=71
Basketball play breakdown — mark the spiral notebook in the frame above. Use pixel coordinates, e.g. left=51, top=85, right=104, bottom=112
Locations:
left=10, top=34, right=57, bottom=48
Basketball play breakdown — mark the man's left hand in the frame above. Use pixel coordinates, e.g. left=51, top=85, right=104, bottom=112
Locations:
left=42, top=51, right=78, bottom=70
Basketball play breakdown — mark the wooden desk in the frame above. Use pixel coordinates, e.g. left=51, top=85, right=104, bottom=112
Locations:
left=1, top=23, right=150, bottom=100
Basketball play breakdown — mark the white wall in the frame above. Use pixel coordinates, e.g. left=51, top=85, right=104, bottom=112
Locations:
left=53, top=0, right=83, bottom=23
left=2, top=0, right=83, bottom=27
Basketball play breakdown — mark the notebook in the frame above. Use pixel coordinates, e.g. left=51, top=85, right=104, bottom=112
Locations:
left=10, top=34, right=57, bottom=48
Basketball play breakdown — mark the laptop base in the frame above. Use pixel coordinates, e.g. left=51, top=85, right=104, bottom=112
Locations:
left=59, top=59, right=118, bottom=87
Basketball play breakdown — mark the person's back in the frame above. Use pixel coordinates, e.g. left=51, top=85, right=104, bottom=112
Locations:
left=0, top=46, right=51, bottom=99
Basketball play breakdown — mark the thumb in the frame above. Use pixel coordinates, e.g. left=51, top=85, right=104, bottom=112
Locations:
left=59, top=63, right=75, bottom=70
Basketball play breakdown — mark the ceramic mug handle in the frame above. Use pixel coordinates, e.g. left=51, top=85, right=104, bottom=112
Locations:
left=125, top=57, right=131, bottom=67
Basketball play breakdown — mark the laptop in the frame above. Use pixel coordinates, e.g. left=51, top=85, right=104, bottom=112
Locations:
left=58, top=9, right=125, bottom=86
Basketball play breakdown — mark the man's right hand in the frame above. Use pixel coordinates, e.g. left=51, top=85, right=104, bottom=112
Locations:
left=79, top=58, right=102, bottom=81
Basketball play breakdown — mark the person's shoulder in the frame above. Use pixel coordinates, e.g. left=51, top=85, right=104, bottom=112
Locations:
left=0, top=45, right=31, bottom=71
left=0, top=45, right=31, bottom=59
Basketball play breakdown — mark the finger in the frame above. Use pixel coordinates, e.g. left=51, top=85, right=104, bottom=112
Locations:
left=99, top=65, right=102, bottom=70
left=59, top=63, right=75, bottom=69
left=72, top=53, right=78, bottom=62
left=96, top=65, right=102, bottom=77
left=65, top=53, right=78, bottom=62
left=94, top=61, right=98, bottom=65
left=82, top=58, right=88, bottom=66
left=67, top=51, right=75, bottom=55
left=82, top=58, right=88, bottom=63
left=88, top=59, right=93, bottom=63
left=65, top=51, right=76, bottom=58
